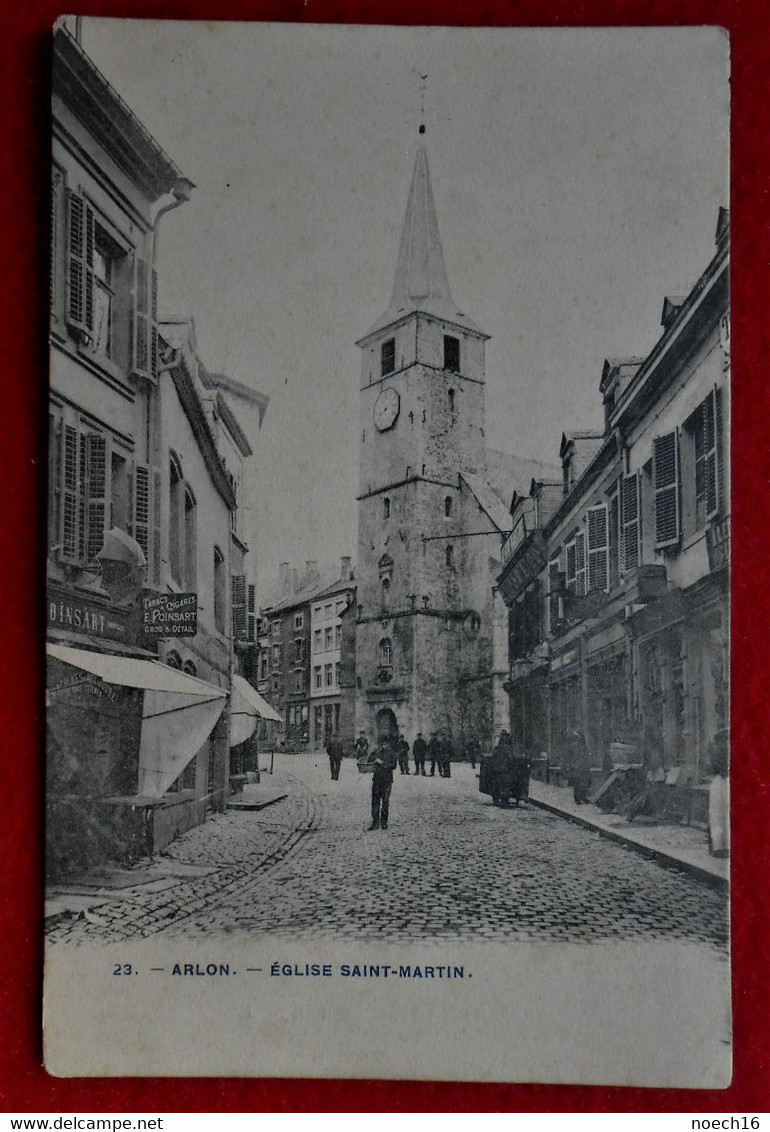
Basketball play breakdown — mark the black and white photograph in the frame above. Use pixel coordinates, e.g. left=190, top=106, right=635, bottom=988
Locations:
left=44, top=19, right=730, bottom=1085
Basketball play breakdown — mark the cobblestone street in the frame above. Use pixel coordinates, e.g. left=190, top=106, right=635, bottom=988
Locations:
left=46, top=753, right=729, bottom=949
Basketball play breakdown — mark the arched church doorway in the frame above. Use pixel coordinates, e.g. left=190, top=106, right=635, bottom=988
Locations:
left=376, top=708, right=397, bottom=742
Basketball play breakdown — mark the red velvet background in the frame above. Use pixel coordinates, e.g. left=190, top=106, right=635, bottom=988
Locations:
left=0, top=0, right=766, bottom=1113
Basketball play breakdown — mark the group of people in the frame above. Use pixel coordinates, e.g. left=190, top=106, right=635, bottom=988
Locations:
left=322, top=728, right=470, bottom=831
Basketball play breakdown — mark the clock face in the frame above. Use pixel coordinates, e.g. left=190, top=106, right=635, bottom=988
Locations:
left=374, top=387, right=400, bottom=431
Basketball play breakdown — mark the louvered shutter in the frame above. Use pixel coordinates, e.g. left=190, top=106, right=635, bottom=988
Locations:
left=247, top=584, right=256, bottom=641
left=714, top=386, right=724, bottom=519
left=65, top=192, right=94, bottom=334
left=83, top=433, right=108, bottom=564
left=132, top=463, right=151, bottom=570
left=587, top=504, right=609, bottom=592
left=565, top=541, right=577, bottom=593
left=704, top=389, right=719, bottom=520
left=50, top=170, right=63, bottom=312
left=575, top=530, right=587, bottom=596
left=131, top=255, right=151, bottom=379
left=60, top=423, right=81, bottom=562
left=621, top=473, right=641, bottom=573
left=653, top=431, right=680, bottom=548
left=232, top=574, right=247, bottom=639
left=547, top=561, right=561, bottom=632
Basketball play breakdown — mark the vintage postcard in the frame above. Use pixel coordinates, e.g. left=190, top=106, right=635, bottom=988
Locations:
left=44, top=19, right=731, bottom=1085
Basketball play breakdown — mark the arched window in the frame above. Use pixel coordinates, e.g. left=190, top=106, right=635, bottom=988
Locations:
left=166, top=649, right=182, bottom=670
left=381, top=577, right=390, bottom=609
left=448, top=389, right=455, bottom=414
left=182, top=659, right=197, bottom=677
left=444, top=496, right=453, bottom=518
left=383, top=497, right=390, bottom=520
left=446, top=545, right=454, bottom=569
left=184, top=488, right=197, bottom=589
left=379, top=637, right=392, bottom=668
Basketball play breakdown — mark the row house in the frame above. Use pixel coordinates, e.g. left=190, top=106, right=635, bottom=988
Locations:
left=45, top=24, right=256, bottom=877
left=497, top=212, right=729, bottom=811
left=261, top=563, right=323, bottom=751
left=159, top=320, right=268, bottom=673
left=309, top=558, right=356, bottom=751
left=259, top=559, right=356, bottom=751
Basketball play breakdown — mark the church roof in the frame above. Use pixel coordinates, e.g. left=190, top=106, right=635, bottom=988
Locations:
left=460, top=472, right=514, bottom=534
left=485, top=448, right=561, bottom=510
left=360, top=142, right=485, bottom=341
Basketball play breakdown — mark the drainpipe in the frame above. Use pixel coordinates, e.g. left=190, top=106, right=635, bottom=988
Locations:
left=151, top=176, right=195, bottom=267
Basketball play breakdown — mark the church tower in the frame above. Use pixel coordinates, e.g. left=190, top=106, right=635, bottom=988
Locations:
left=355, top=131, right=493, bottom=746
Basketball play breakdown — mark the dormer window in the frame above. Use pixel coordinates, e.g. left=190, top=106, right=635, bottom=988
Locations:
left=444, top=336, right=460, bottom=373
left=381, top=338, right=395, bottom=376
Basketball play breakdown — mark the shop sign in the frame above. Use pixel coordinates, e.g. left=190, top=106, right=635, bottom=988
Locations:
left=498, top=533, right=546, bottom=603
left=47, top=586, right=130, bottom=642
left=142, top=591, right=198, bottom=637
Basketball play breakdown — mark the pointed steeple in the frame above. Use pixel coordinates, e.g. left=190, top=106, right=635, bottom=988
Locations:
left=362, top=135, right=483, bottom=339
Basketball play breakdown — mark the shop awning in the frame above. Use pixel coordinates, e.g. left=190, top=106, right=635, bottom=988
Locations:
left=230, top=674, right=282, bottom=746
left=46, top=643, right=227, bottom=698
left=47, top=642, right=227, bottom=798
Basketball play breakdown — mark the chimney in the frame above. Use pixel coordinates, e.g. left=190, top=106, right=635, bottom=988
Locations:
left=279, top=562, right=291, bottom=595
left=340, top=556, right=351, bottom=582
left=291, top=567, right=299, bottom=593
left=305, top=560, right=319, bottom=587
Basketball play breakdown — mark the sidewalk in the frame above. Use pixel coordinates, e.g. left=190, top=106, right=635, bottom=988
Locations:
left=527, top=778, right=728, bottom=888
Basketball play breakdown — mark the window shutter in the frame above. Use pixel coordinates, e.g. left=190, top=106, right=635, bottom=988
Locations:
left=547, top=560, right=562, bottom=631
left=714, top=386, right=724, bottom=519
left=247, top=584, right=256, bottom=641
left=83, top=433, right=108, bottom=564
left=65, top=192, right=94, bottom=334
left=575, top=530, right=587, bottom=596
left=621, top=473, right=641, bottom=573
left=653, top=430, right=680, bottom=548
left=232, top=574, right=246, bottom=639
left=60, top=423, right=81, bottom=562
left=50, top=170, right=64, bottom=312
left=587, top=504, right=609, bottom=592
left=131, top=255, right=151, bottom=379
left=705, top=388, right=719, bottom=519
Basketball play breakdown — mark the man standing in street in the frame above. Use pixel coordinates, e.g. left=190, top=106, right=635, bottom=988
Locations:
left=397, top=732, right=411, bottom=775
left=413, top=732, right=427, bottom=776
left=368, top=735, right=398, bottom=830
left=428, top=731, right=442, bottom=777
left=326, top=735, right=343, bottom=781
left=441, top=733, right=453, bottom=779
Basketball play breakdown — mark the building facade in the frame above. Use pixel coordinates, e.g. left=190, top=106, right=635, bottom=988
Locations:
left=309, top=559, right=356, bottom=750
left=497, top=213, right=730, bottom=817
left=46, top=25, right=250, bottom=876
